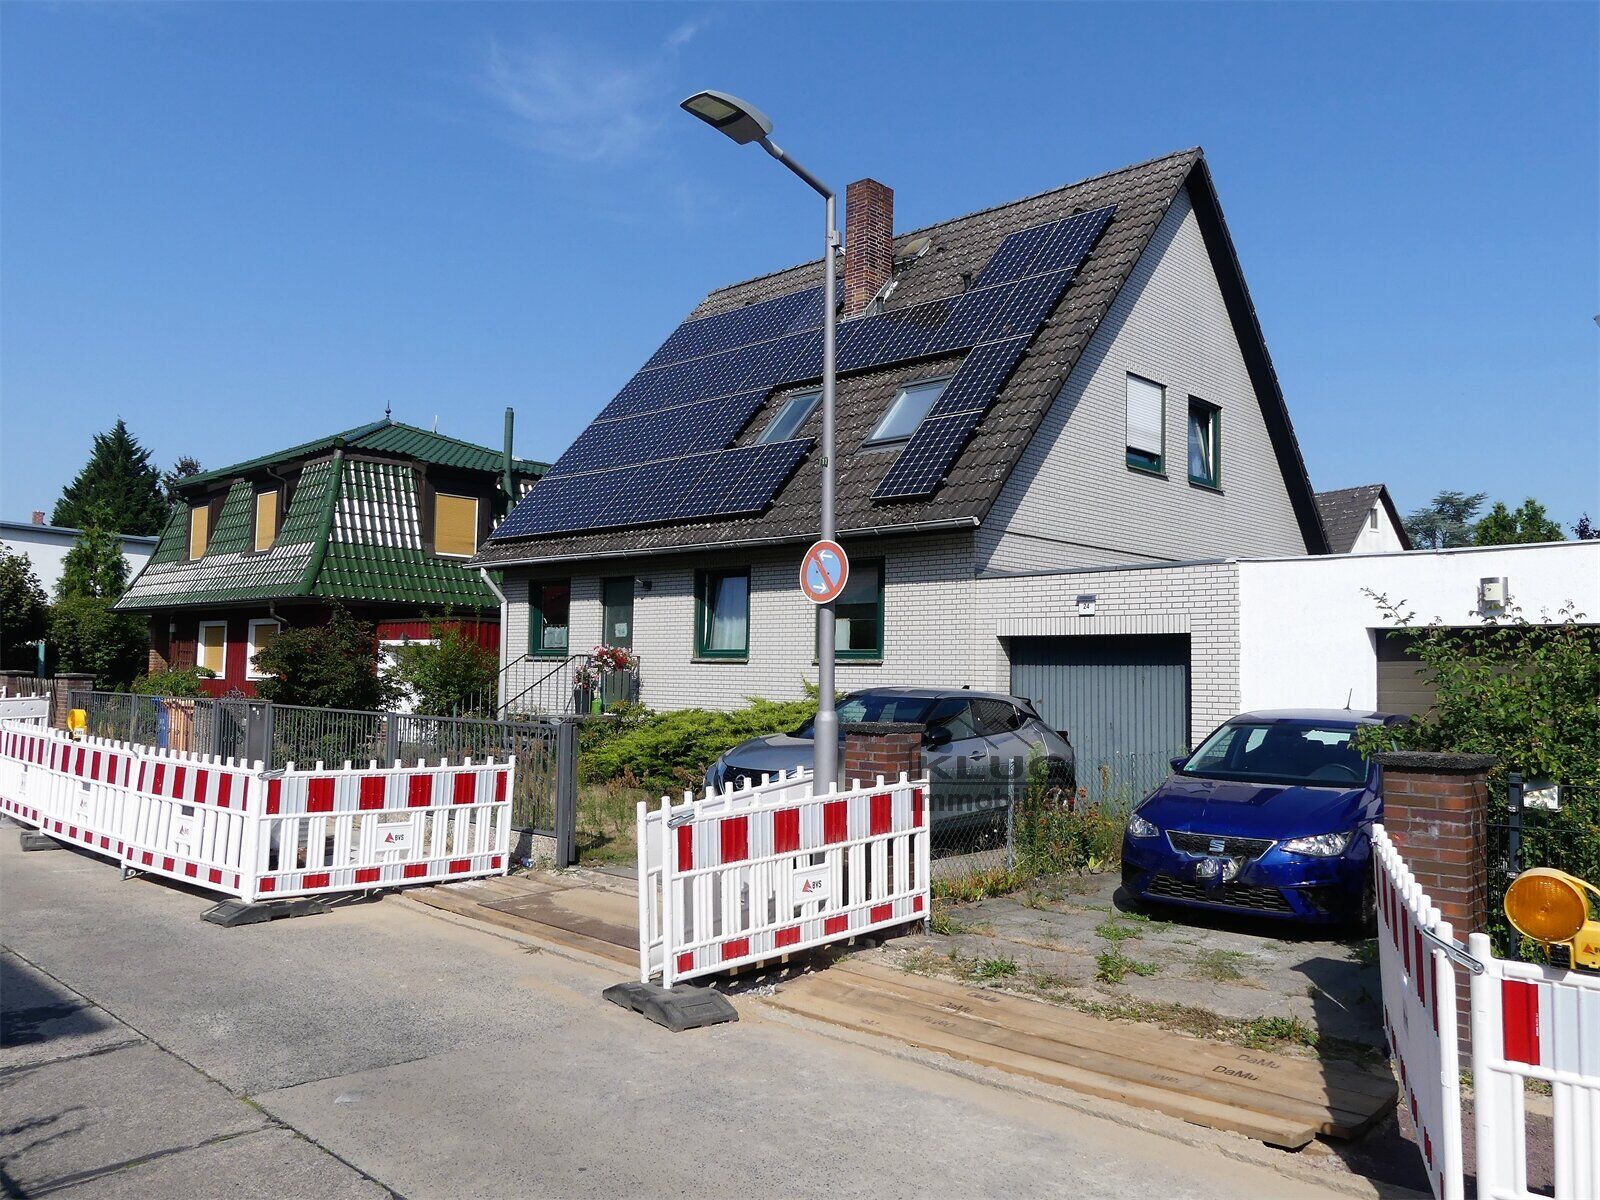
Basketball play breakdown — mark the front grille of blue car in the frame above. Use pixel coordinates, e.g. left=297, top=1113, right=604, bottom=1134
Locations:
left=1146, top=874, right=1294, bottom=914
left=1166, top=831, right=1275, bottom=860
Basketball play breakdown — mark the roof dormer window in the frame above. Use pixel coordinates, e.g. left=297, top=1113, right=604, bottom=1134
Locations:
left=757, top=389, right=820, bottom=444
left=866, top=376, right=951, bottom=446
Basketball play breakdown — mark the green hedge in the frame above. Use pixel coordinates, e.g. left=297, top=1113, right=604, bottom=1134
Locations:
left=580, top=694, right=818, bottom=793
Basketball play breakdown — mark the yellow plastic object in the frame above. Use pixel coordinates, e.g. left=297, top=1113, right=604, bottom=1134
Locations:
left=1505, top=869, right=1588, bottom=944
left=66, top=708, right=88, bottom=738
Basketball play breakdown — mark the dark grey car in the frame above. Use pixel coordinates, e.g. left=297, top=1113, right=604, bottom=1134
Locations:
left=703, top=687, right=1076, bottom=796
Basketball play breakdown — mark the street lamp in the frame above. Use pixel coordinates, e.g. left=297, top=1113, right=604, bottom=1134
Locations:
left=682, top=89, right=841, bottom=793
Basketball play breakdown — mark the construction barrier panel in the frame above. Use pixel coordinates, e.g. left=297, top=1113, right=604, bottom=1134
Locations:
left=1469, top=931, right=1600, bottom=1200
left=1376, top=824, right=1600, bottom=1200
left=1373, top=825, right=1465, bottom=1200
left=639, top=769, right=930, bottom=988
left=0, top=718, right=512, bottom=903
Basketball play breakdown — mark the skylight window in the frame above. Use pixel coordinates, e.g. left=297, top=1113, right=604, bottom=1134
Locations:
left=866, top=377, right=951, bottom=445
left=756, top=389, right=819, bottom=444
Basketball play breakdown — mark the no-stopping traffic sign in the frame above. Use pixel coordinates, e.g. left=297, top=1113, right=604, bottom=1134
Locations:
left=799, top=540, right=849, bottom=605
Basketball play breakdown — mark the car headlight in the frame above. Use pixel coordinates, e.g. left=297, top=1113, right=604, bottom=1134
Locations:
left=1281, top=831, right=1353, bottom=857
left=1126, top=813, right=1159, bottom=838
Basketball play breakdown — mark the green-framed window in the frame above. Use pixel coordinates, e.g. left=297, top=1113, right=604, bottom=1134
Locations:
left=822, top=557, right=884, bottom=661
left=1188, top=398, right=1221, bottom=488
left=529, top=579, right=571, bottom=656
left=1125, top=373, right=1165, bottom=474
left=601, top=576, right=633, bottom=649
left=694, top=568, right=749, bottom=659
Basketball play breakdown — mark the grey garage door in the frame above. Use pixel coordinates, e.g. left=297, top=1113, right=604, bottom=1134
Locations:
left=1009, top=634, right=1190, bottom=812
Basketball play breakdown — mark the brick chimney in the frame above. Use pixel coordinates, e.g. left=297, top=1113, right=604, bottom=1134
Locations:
left=31, top=511, right=45, bottom=525
left=844, top=179, right=894, bottom=315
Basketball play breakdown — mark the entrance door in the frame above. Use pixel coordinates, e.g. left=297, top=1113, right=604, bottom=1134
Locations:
left=1009, top=634, right=1190, bottom=811
left=601, top=577, right=634, bottom=649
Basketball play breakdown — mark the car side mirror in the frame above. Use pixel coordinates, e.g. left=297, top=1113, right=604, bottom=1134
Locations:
left=923, top=727, right=953, bottom=749
left=1170, top=756, right=1188, bottom=773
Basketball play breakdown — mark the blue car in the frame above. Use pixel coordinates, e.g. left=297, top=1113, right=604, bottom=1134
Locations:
left=1120, top=709, right=1405, bottom=926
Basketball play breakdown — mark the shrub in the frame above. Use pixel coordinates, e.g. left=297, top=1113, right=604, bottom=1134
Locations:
left=1012, top=767, right=1123, bottom=877
left=580, top=691, right=818, bottom=792
left=132, top=666, right=213, bottom=697
left=48, top=596, right=146, bottom=688
left=252, top=605, right=398, bottom=711
left=393, top=623, right=498, bottom=716
left=0, top=547, right=48, bottom=669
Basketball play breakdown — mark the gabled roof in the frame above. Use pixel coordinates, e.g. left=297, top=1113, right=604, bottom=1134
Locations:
left=474, top=147, right=1327, bottom=566
left=179, top=419, right=547, bottom=490
left=116, top=455, right=501, bottom=613
left=1316, top=484, right=1412, bottom=553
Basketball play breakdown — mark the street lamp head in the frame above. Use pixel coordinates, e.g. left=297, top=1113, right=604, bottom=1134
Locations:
left=680, top=90, right=773, bottom=145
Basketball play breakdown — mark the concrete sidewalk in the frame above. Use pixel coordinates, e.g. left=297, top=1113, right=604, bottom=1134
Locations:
left=1, top=829, right=1380, bottom=1199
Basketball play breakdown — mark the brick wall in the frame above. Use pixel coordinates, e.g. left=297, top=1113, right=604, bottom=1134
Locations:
left=841, top=722, right=923, bottom=786
left=973, top=560, right=1241, bottom=746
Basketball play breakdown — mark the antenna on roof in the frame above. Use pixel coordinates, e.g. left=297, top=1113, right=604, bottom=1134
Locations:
left=433, top=415, right=439, bottom=432
left=384, top=401, right=392, bottom=421
left=1345, top=688, right=1353, bottom=711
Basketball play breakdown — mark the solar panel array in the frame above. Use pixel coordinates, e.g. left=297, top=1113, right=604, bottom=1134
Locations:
left=492, top=203, right=1115, bottom=541
left=873, top=205, right=1115, bottom=499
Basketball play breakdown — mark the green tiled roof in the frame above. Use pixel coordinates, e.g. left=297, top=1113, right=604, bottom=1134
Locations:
left=117, top=457, right=499, bottom=613
left=178, top=419, right=547, bottom=489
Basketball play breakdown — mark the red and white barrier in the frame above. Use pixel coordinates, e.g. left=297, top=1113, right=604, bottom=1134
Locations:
left=1376, top=825, right=1600, bottom=1200
left=1469, top=931, right=1600, bottom=1200
left=638, top=769, right=930, bottom=988
left=0, top=719, right=512, bottom=903
left=1373, top=825, right=1465, bottom=1200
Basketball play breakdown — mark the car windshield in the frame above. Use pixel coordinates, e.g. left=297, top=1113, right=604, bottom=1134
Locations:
left=792, top=693, right=937, bottom=738
left=1180, top=722, right=1371, bottom=788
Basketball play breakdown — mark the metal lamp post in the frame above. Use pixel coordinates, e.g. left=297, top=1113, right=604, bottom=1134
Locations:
left=681, top=89, right=841, bottom=792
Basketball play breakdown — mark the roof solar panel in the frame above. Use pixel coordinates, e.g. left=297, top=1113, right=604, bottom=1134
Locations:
left=926, top=337, right=1029, bottom=418
left=872, top=409, right=985, bottom=500
left=713, top=438, right=812, bottom=515
left=672, top=445, right=766, bottom=521
left=985, top=271, right=1073, bottom=342
left=974, top=222, right=1058, bottom=287
left=836, top=312, right=895, bottom=372
left=1034, top=205, right=1115, bottom=275
left=924, top=285, right=1013, bottom=355
left=632, top=453, right=717, bottom=525
left=878, top=298, right=953, bottom=364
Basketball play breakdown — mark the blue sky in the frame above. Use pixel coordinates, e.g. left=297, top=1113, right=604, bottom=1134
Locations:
left=3, top=2, right=1596, bottom=529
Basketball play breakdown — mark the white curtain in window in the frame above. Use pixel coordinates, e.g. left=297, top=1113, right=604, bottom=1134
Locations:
left=1126, top=376, right=1164, bottom=456
left=707, top=574, right=748, bottom=651
left=1188, top=408, right=1213, bottom=480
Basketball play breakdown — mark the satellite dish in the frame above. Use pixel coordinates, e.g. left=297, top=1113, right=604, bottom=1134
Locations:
left=896, top=236, right=932, bottom=264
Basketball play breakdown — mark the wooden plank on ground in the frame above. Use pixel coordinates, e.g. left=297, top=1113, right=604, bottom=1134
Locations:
left=770, top=961, right=1396, bottom=1147
left=403, top=885, right=635, bottom=967
left=766, top=978, right=1315, bottom=1149
left=834, top=959, right=1396, bottom=1121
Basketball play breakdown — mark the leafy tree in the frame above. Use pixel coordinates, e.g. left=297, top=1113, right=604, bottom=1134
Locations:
left=1473, top=498, right=1565, bottom=546
left=52, top=419, right=168, bottom=535
left=1575, top=514, right=1598, bottom=540
left=1356, top=593, right=1600, bottom=956
left=1402, top=490, right=1485, bottom=549
left=0, top=547, right=49, bottom=670
left=161, top=456, right=204, bottom=504
left=251, top=605, right=398, bottom=711
left=55, top=513, right=129, bottom=600
left=48, top=597, right=147, bottom=688
left=393, top=622, right=498, bottom=716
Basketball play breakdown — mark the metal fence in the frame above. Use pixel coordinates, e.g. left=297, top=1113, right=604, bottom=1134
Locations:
left=928, top=750, right=1167, bottom=883
left=1489, top=773, right=1600, bottom=959
left=498, top=653, right=639, bottom=717
left=68, top=689, right=577, bottom=863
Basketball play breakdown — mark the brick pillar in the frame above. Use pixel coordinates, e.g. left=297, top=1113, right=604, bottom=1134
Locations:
left=841, top=721, right=923, bottom=787
left=1376, top=750, right=1495, bottom=1053
left=50, top=673, right=96, bottom=729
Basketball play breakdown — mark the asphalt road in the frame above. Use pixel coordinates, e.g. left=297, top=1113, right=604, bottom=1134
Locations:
left=1, top=828, right=1359, bottom=1199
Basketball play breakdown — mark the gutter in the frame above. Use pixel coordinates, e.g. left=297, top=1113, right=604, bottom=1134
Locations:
left=478, top=567, right=509, bottom=711
left=467, top=516, right=981, bottom=568
left=296, top=446, right=345, bottom=596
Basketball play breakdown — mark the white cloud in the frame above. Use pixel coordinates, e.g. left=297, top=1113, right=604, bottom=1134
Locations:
left=482, top=17, right=711, bottom=167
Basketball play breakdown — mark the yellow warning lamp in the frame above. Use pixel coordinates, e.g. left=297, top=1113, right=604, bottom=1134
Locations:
left=1504, top=868, right=1600, bottom=971
left=66, top=708, right=88, bottom=740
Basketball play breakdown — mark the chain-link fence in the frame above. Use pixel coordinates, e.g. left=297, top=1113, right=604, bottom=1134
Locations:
left=66, top=689, right=577, bottom=861
left=928, top=750, right=1168, bottom=888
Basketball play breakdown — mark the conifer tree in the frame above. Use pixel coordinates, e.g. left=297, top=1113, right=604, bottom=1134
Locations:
left=51, top=419, right=167, bottom=535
